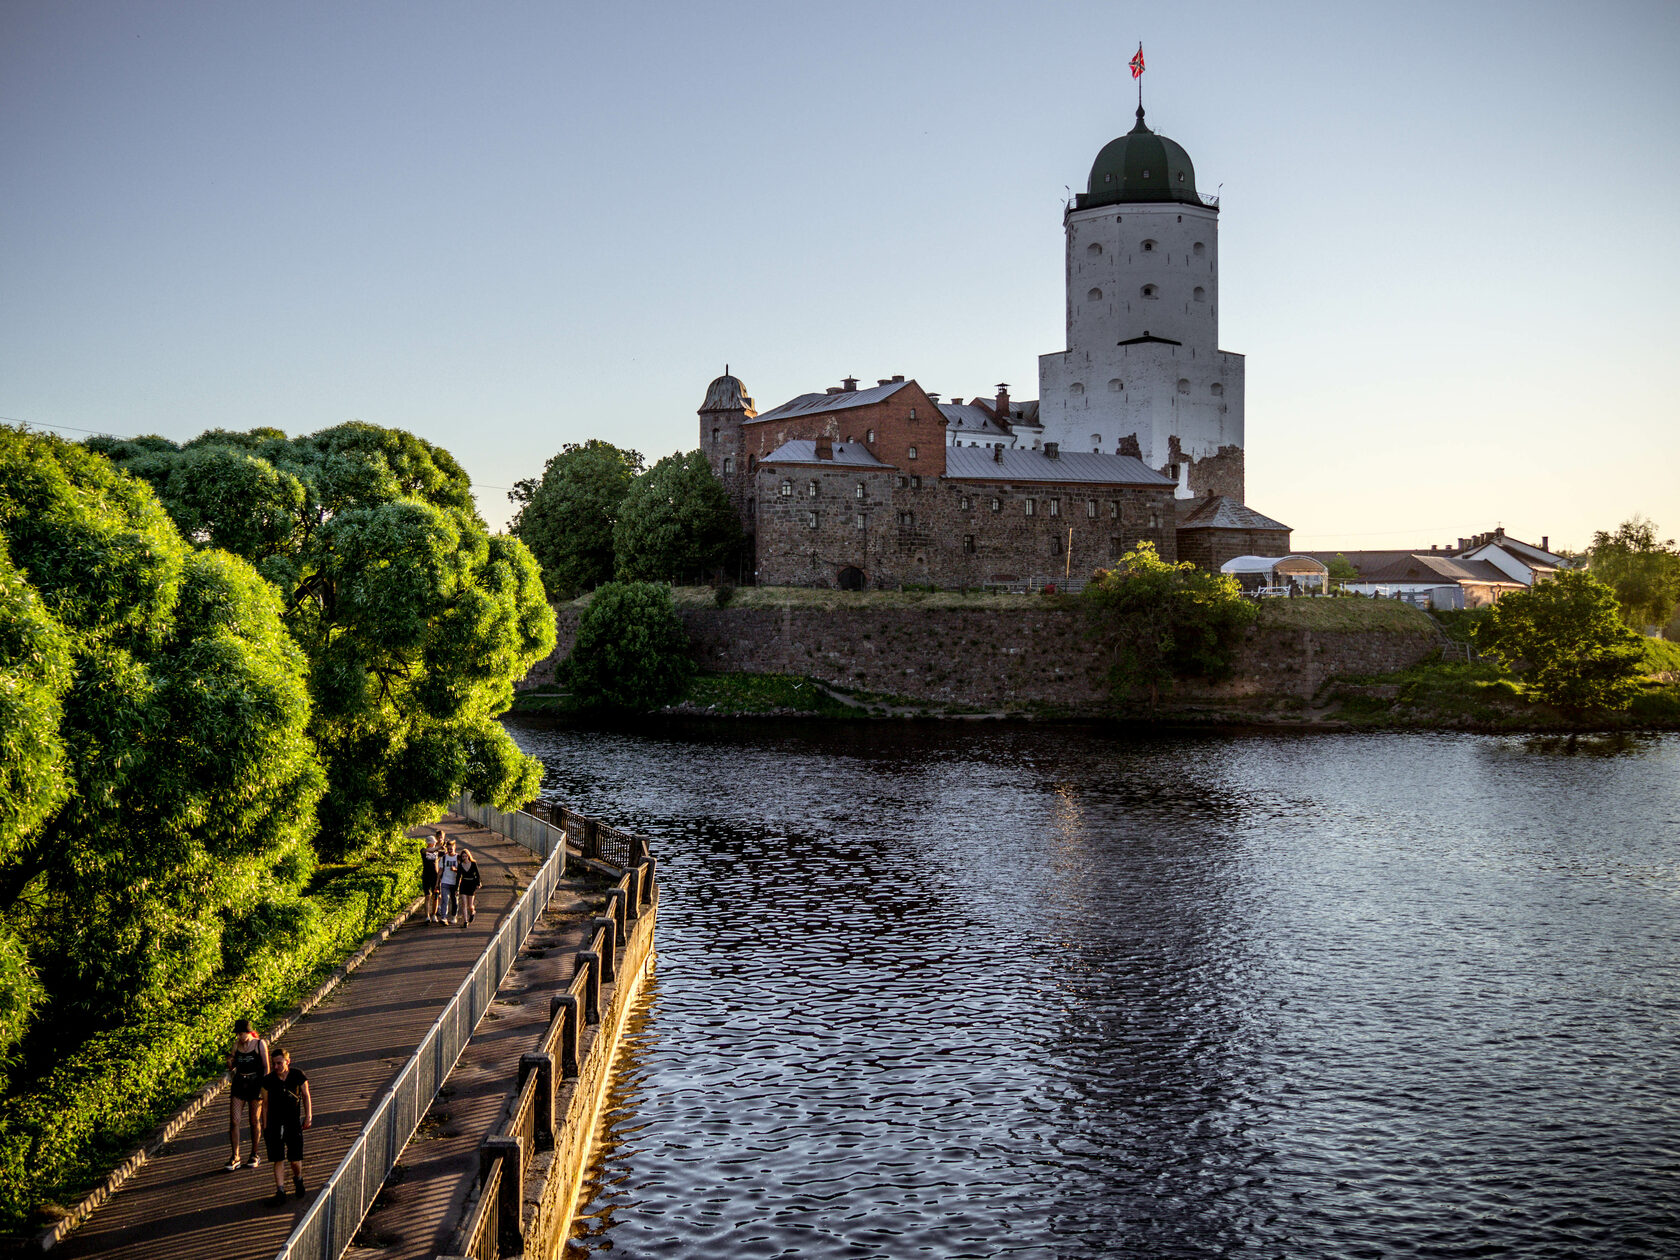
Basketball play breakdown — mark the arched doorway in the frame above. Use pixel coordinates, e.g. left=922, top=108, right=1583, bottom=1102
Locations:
left=837, top=566, right=866, bottom=591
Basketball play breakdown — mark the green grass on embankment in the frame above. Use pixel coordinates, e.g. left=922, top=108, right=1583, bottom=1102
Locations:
left=0, top=837, right=421, bottom=1232
left=1254, top=596, right=1436, bottom=634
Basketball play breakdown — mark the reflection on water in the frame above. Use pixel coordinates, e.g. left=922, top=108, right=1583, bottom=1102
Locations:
left=506, top=720, right=1680, bottom=1259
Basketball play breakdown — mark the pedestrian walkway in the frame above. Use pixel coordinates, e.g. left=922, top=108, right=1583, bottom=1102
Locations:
left=354, top=877, right=601, bottom=1259
left=52, top=819, right=543, bottom=1260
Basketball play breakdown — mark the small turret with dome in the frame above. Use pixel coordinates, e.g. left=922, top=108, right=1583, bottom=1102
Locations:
left=1076, top=106, right=1204, bottom=210
left=701, top=367, right=756, bottom=416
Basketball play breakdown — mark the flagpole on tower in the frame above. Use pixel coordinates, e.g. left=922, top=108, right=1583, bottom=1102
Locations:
left=1129, top=43, right=1146, bottom=115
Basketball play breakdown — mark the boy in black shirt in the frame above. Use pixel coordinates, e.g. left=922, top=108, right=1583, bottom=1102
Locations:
left=261, top=1047, right=313, bottom=1206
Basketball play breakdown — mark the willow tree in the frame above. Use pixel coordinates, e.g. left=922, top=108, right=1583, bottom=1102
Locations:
left=0, top=427, right=321, bottom=1045
left=93, top=422, right=556, bottom=860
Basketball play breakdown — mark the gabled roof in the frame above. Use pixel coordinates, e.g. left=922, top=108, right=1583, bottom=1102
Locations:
left=752, top=380, right=912, bottom=422
left=1465, top=537, right=1565, bottom=569
left=1177, top=495, right=1289, bottom=532
left=944, top=447, right=1172, bottom=486
left=941, top=402, right=1011, bottom=438
left=758, top=440, right=891, bottom=468
left=1307, top=551, right=1524, bottom=586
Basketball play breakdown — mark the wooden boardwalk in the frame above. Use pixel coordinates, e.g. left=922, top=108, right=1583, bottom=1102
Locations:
left=52, top=820, right=542, bottom=1260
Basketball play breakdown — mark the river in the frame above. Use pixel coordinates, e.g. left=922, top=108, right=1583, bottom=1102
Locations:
left=503, top=719, right=1680, bottom=1259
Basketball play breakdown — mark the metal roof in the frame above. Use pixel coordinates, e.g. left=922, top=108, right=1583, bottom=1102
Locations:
left=752, top=380, right=912, bottom=422
left=758, top=440, right=892, bottom=468
left=944, top=446, right=1173, bottom=486
left=1306, top=551, right=1525, bottom=585
left=940, top=402, right=1011, bottom=437
left=1177, top=495, right=1290, bottom=532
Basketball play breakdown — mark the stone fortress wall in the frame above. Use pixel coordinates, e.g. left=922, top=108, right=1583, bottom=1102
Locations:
left=522, top=603, right=1438, bottom=714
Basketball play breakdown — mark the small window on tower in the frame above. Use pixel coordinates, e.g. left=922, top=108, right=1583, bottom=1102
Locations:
left=911, top=474, right=921, bottom=489
left=1049, top=499, right=1061, bottom=518
left=1069, top=383, right=1085, bottom=396
left=1211, top=383, right=1224, bottom=397
left=963, top=534, right=975, bottom=554
left=855, top=482, right=865, bottom=500
left=1109, top=501, right=1119, bottom=520
left=959, top=495, right=971, bottom=511
left=748, top=455, right=757, bottom=471
left=1087, top=242, right=1103, bottom=256
left=779, top=480, right=792, bottom=497
left=1087, top=287, right=1102, bottom=302
left=1193, top=241, right=1206, bottom=256
left=866, top=429, right=875, bottom=443
left=1193, top=286, right=1206, bottom=302
left=1149, top=508, right=1162, bottom=529
left=1104, top=172, right=1115, bottom=184
left=1025, top=498, right=1037, bottom=517
left=899, top=511, right=914, bottom=528
left=1177, top=379, right=1190, bottom=395
left=808, top=480, right=818, bottom=498
left=1177, top=171, right=1185, bottom=183
left=722, top=456, right=734, bottom=474
left=1142, top=240, right=1157, bottom=252
left=908, top=446, right=918, bottom=460
left=909, top=408, right=916, bottom=420
left=991, top=497, right=1002, bottom=514
left=855, top=513, right=865, bottom=529
left=1086, top=500, right=1097, bottom=519
left=1142, top=284, right=1158, bottom=299
left=1109, top=378, right=1123, bottom=392
left=711, top=428, right=719, bottom=445
left=808, top=511, right=818, bottom=529
left=1141, top=169, right=1151, bottom=179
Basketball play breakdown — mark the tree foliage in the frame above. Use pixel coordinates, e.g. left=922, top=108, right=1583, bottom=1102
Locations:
left=0, top=427, right=322, bottom=1051
left=91, top=422, right=555, bottom=860
left=1082, top=542, right=1258, bottom=710
left=1326, top=553, right=1360, bottom=587
left=510, top=440, right=644, bottom=600
left=561, top=581, right=694, bottom=713
left=613, top=451, right=743, bottom=584
left=1475, top=569, right=1645, bottom=714
left=1588, top=515, right=1680, bottom=632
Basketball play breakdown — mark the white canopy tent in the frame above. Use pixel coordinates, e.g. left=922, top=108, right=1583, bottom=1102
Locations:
left=1220, top=554, right=1330, bottom=594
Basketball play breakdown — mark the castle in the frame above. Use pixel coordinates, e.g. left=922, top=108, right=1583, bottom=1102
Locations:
left=701, top=102, right=1287, bottom=589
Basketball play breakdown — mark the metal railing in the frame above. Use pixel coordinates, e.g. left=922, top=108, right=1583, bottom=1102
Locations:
left=270, top=795, right=569, bottom=1260
left=458, top=1155, right=500, bottom=1260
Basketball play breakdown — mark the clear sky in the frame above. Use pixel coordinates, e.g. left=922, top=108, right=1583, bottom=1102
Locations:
left=4, top=0, right=1677, bottom=550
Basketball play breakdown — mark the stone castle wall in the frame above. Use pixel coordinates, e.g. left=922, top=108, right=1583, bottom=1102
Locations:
left=523, top=603, right=1437, bottom=713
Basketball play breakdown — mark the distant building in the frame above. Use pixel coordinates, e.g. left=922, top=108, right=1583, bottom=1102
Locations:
left=701, top=371, right=1177, bottom=589
left=1308, top=550, right=1525, bottom=609
left=1451, top=529, right=1569, bottom=586
left=1176, top=495, right=1291, bottom=572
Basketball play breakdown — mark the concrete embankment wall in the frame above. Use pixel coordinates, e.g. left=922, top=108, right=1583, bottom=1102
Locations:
left=521, top=604, right=1438, bottom=713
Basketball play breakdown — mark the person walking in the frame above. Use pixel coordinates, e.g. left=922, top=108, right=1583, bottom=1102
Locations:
left=437, top=838, right=462, bottom=925
left=260, top=1046, right=312, bottom=1207
left=226, top=1018, right=269, bottom=1170
left=421, top=831, right=442, bottom=922
left=456, top=848, right=481, bottom=928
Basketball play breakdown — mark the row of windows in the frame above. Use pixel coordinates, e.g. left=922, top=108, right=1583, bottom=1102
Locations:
left=1067, top=380, right=1223, bottom=399
left=1085, top=240, right=1207, bottom=258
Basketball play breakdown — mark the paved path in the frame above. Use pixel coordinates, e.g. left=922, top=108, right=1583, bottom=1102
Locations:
left=53, top=819, right=543, bottom=1260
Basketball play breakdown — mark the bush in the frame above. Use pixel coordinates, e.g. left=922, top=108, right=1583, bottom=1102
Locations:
left=0, top=839, right=418, bottom=1227
left=613, top=452, right=743, bottom=585
left=1082, top=543, right=1258, bottom=710
left=509, top=440, right=644, bottom=600
left=1475, top=570, right=1644, bottom=714
left=561, top=582, right=694, bottom=713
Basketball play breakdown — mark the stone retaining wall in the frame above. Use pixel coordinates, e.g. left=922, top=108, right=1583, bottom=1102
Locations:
left=522, top=603, right=1438, bottom=712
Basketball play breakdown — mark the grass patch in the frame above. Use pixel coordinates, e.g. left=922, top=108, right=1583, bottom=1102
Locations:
left=1256, top=597, right=1437, bottom=634
left=566, top=585, right=1080, bottom=611
left=1333, top=658, right=1680, bottom=730
left=1638, top=635, right=1680, bottom=677
left=680, top=672, right=863, bottom=717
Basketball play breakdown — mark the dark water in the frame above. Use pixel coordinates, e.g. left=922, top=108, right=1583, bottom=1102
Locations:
left=504, top=719, right=1680, bottom=1259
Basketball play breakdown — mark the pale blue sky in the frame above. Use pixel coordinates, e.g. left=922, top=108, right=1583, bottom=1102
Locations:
left=4, top=1, right=1677, bottom=550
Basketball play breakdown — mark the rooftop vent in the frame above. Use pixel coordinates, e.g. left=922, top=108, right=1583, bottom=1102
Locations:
left=992, top=443, right=1003, bottom=463
left=892, top=374, right=905, bottom=382
left=1045, top=441, right=1060, bottom=460
left=878, top=379, right=893, bottom=386
left=815, top=436, right=833, bottom=460
left=842, top=376, right=858, bottom=392
left=826, top=387, right=842, bottom=394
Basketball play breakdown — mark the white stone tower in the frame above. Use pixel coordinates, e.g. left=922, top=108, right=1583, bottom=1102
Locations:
left=1037, top=105, right=1245, bottom=500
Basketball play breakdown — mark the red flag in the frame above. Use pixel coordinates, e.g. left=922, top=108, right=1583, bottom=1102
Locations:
left=1129, top=45, right=1145, bottom=79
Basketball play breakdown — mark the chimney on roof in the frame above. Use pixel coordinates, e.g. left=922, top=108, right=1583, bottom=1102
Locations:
left=949, top=396, right=962, bottom=406
left=927, top=393, right=940, bottom=403
left=1495, top=526, right=1505, bottom=539
left=815, top=436, right=833, bottom=460
left=995, top=383, right=1011, bottom=417
left=1458, top=537, right=1468, bottom=551
left=842, top=376, right=858, bottom=392
left=877, top=379, right=892, bottom=386
left=1541, top=535, right=1549, bottom=552
left=1044, top=441, right=1060, bottom=460
left=892, top=374, right=904, bottom=382
left=992, top=443, right=1003, bottom=463
left=1430, top=544, right=1438, bottom=552
left=825, top=386, right=842, bottom=394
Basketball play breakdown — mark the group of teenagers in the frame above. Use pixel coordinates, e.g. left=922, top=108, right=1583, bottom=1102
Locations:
left=218, top=829, right=485, bottom=1207
left=421, top=828, right=482, bottom=925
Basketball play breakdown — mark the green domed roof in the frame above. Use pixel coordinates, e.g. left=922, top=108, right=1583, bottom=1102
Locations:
left=1077, top=107, right=1203, bottom=210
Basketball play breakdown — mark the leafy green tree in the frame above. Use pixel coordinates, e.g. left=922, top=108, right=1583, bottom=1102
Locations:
left=1083, top=542, right=1258, bottom=710
left=1326, top=553, right=1360, bottom=587
left=91, top=422, right=555, bottom=860
left=1588, top=515, right=1680, bottom=632
left=613, top=451, right=743, bottom=584
left=561, top=581, right=694, bottom=713
left=510, top=440, right=643, bottom=600
left=0, top=427, right=322, bottom=1043
left=1475, top=569, right=1645, bottom=713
